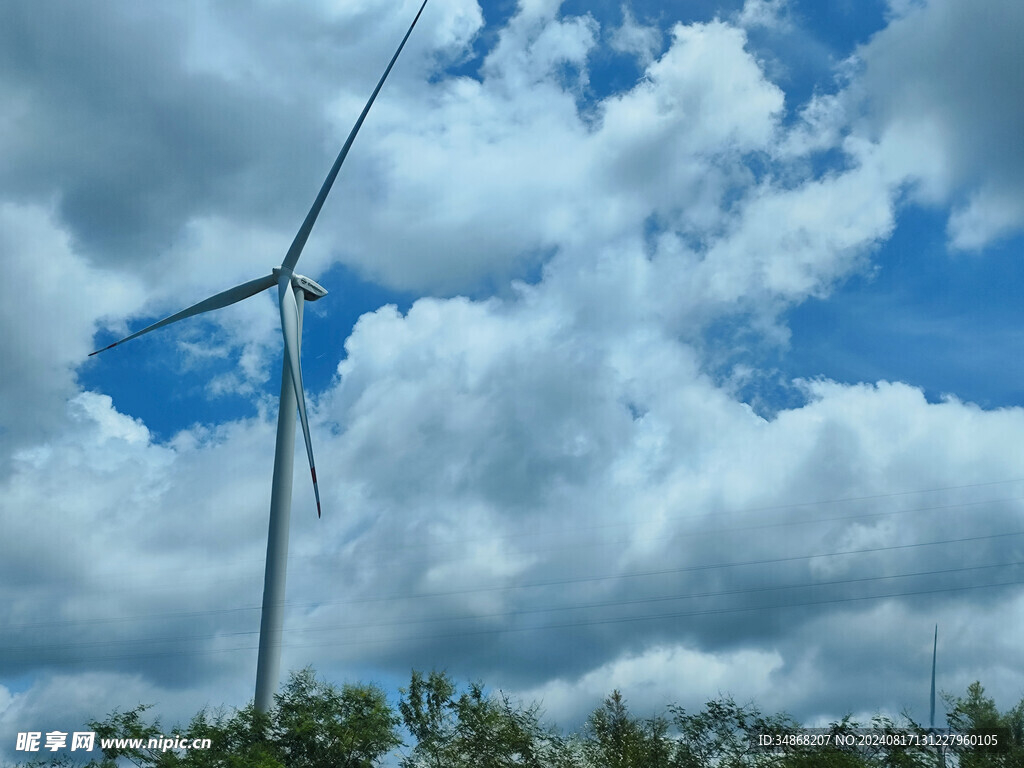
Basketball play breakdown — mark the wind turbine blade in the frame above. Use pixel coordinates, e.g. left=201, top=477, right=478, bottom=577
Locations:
left=278, top=275, right=322, bottom=517
left=89, top=273, right=277, bottom=356
left=930, top=624, right=937, bottom=731
left=281, top=0, right=429, bottom=272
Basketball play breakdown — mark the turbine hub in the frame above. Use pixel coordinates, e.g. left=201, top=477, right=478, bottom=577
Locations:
left=293, top=273, right=328, bottom=301
left=272, top=267, right=328, bottom=301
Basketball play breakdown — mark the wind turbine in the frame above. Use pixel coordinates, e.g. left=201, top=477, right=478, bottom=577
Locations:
left=89, top=0, right=429, bottom=712
left=929, top=624, right=947, bottom=768
left=930, top=624, right=938, bottom=733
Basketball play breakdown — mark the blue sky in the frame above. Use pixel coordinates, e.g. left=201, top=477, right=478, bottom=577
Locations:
left=787, top=206, right=1024, bottom=409
left=81, top=262, right=418, bottom=440
left=3, top=0, right=1024, bottom=764
left=78, top=0, right=1024, bottom=436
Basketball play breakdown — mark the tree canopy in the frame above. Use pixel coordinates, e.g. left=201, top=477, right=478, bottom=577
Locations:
left=8, top=670, right=1021, bottom=768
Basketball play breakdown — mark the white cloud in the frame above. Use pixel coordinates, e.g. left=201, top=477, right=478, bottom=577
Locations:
left=298, top=263, right=1024, bottom=709
left=947, top=183, right=1024, bottom=251
left=518, top=644, right=784, bottom=724
left=8, top=277, right=1024, bottom=745
left=609, top=6, right=662, bottom=67
left=341, top=15, right=786, bottom=295
left=4, top=1, right=1024, bottom=761
left=682, top=146, right=894, bottom=313
left=778, top=87, right=849, bottom=158
left=736, top=0, right=791, bottom=31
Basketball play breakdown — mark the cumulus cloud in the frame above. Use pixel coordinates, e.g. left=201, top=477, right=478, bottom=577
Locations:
left=3, top=1, right=1024, bottom=764
left=280, top=280, right=1024, bottom=714
left=342, top=15, right=787, bottom=295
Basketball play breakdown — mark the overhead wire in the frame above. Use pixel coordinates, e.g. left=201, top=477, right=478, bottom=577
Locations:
left=5, top=528, right=1024, bottom=663
left=44, top=480, right=1024, bottom=601
left=5, top=564, right=1024, bottom=667
left=7, top=512, right=1024, bottom=633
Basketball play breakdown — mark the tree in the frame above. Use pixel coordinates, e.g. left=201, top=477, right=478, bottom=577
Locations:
left=451, top=682, right=565, bottom=768
left=85, top=703, right=166, bottom=768
left=944, top=682, right=1022, bottom=768
left=398, top=670, right=458, bottom=768
left=582, top=690, right=676, bottom=768
left=672, top=696, right=798, bottom=767
left=867, top=714, right=934, bottom=768
left=14, top=671, right=1024, bottom=768
left=175, top=705, right=280, bottom=768
left=271, top=667, right=400, bottom=768
left=398, top=670, right=573, bottom=768
left=10, top=669, right=398, bottom=768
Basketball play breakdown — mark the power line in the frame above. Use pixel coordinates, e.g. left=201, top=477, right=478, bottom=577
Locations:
left=5, top=544, right=1024, bottom=659
left=53, top=482, right=1024, bottom=597
left=311, top=493, right=1024, bottom=569
left=6, top=526, right=1024, bottom=634
left=346, top=477, right=1024, bottom=557
left=6, top=569, right=1022, bottom=668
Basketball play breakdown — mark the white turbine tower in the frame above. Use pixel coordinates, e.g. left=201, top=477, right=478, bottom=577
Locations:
left=929, top=624, right=947, bottom=768
left=89, top=0, right=429, bottom=713
left=930, top=624, right=938, bottom=733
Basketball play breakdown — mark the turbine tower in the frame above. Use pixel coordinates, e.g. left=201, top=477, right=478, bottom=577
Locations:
left=929, top=624, right=946, bottom=768
left=930, top=624, right=937, bottom=732
left=89, top=0, right=429, bottom=713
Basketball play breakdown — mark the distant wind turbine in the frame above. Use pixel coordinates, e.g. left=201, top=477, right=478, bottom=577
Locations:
left=89, top=0, right=429, bottom=712
left=930, top=624, right=938, bottom=732
left=929, top=624, right=947, bottom=768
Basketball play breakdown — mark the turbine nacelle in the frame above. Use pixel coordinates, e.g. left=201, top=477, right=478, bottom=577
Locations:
left=274, top=267, right=327, bottom=301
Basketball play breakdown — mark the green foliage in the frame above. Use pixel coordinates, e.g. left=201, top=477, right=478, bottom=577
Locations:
left=671, top=695, right=793, bottom=767
left=272, top=667, right=400, bottom=768
left=583, top=690, right=676, bottom=768
left=398, top=670, right=457, bottom=768
left=174, top=705, right=280, bottom=768
left=87, top=703, right=164, bottom=767
left=860, top=715, right=931, bottom=768
left=10, top=669, right=398, bottom=768
left=944, top=682, right=1023, bottom=768
left=11, top=671, right=1024, bottom=768
left=398, top=670, right=569, bottom=768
